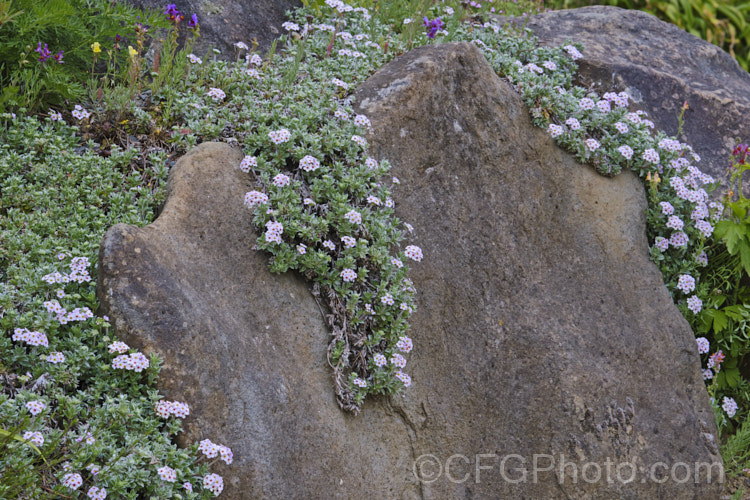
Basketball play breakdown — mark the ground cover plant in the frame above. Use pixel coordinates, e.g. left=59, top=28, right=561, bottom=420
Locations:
left=1, top=0, right=749, bottom=497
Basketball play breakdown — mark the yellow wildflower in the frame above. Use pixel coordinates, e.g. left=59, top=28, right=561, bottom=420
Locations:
left=128, top=46, right=137, bottom=59
left=91, top=42, right=101, bottom=54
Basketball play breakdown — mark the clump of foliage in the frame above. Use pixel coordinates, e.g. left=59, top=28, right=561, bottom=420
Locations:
left=0, top=0, right=168, bottom=111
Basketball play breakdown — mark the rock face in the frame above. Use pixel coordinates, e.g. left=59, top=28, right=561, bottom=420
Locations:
left=513, top=6, right=750, bottom=191
left=98, top=42, right=723, bottom=499
left=126, top=0, right=301, bottom=56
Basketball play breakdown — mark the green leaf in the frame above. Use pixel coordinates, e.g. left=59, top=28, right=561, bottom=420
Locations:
left=0, top=428, right=48, bottom=464
left=712, top=310, right=729, bottom=334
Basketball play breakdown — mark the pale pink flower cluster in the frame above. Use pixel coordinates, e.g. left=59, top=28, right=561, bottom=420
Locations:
left=340, top=268, right=357, bottom=282
left=367, top=195, right=381, bottom=205
left=548, top=124, right=563, bottom=138
left=323, top=240, right=335, bottom=251
left=565, top=117, right=580, bottom=130
left=299, top=155, right=320, bottom=172
left=272, top=173, right=290, bottom=187
left=265, top=221, right=283, bottom=244
left=112, top=352, right=150, bottom=372
left=155, top=400, right=190, bottom=419
left=391, top=353, right=406, bottom=368
left=381, top=293, right=394, bottom=305
left=666, top=215, right=683, bottom=231
left=248, top=53, right=262, bottom=66
left=187, top=53, right=202, bottom=64
left=49, top=109, right=63, bottom=121
left=199, top=439, right=233, bottom=464
left=158, top=466, right=177, bottom=482
left=395, top=370, right=412, bottom=387
left=654, top=236, right=668, bottom=252
left=354, top=114, right=371, bottom=128
left=579, top=98, right=595, bottom=110
left=282, top=21, right=300, bottom=31
left=87, top=486, right=107, bottom=500
left=203, top=473, right=224, bottom=496
left=391, top=258, right=403, bottom=268
left=342, top=236, right=356, bottom=248
left=658, top=138, right=682, bottom=152
left=365, top=157, right=378, bottom=169
left=344, top=210, right=362, bottom=224
left=62, top=473, right=83, bottom=490
left=42, top=256, right=91, bottom=284
left=335, top=109, right=349, bottom=120
left=405, top=245, right=423, bottom=262
left=41, top=301, right=94, bottom=324
left=676, top=274, right=695, bottom=294
left=338, top=48, right=365, bottom=58
left=614, top=122, right=628, bottom=134
left=723, top=397, right=738, bottom=418
left=108, top=341, right=129, bottom=353
left=331, top=78, right=348, bottom=89
left=23, top=431, right=44, bottom=446
left=396, top=336, right=413, bottom=353
left=244, top=191, right=268, bottom=210
left=642, top=148, right=660, bottom=164
left=670, top=231, right=688, bottom=247
left=585, top=138, right=600, bottom=151
left=617, top=145, right=633, bottom=159
left=72, top=105, right=90, bottom=120
left=563, top=44, right=582, bottom=60
left=543, top=60, right=556, bottom=71
left=351, top=135, right=368, bottom=148
left=374, top=354, right=387, bottom=366
left=13, top=328, right=48, bottom=347
left=353, top=377, right=367, bottom=388
left=268, top=129, right=291, bottom=145
left=239, top=155, right=257, bottom=173
left=660, top=201, right=674, bottom=215
left=686, top=295, right=702, bottom=314
left=206, top=88, right=226, bottom=101
left=46, top=352, right=65, bottom=364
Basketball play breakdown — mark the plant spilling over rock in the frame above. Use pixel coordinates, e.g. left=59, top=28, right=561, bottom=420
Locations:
left=228, top=4, right=422, bottom=412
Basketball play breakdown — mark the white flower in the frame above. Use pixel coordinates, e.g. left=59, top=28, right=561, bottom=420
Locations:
left=676, top=274, right=695, bottom=294
left=405, top=245, right=423, bottom=262
left=722, top=397, right=738, bottom=418
left=696, top=337, right=709, bottom=354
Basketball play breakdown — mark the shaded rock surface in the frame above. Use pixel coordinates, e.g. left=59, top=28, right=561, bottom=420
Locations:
left=126, top=0, right=300, bottom=57
left=511, top=6, right=750, bottom=190
left=98, top=42, right=722, bottom=499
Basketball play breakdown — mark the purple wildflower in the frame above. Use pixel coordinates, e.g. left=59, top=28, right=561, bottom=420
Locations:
left=188, top=13, right=198, bottom=28
left=422, top=16, right=444, bottom=39
left=52, top=50, right=64, bottom=64
left=35, top=42, right=51, bottom=63
left=164, top=3, right=184, bottom=23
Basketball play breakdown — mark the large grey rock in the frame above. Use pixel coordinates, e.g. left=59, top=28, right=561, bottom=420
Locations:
left=98, top=42, right=723, bottom=499
left=512, top=6, right=750, bottom=191
left=126, top=0, right=301, bottom=57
